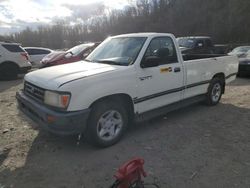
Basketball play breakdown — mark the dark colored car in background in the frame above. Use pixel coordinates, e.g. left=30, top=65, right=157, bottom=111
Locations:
left=178, top=36, right=214, bottom=54
left=177, top=36, right=229, bottom=56
left=40, top=42, right=100, bottom=68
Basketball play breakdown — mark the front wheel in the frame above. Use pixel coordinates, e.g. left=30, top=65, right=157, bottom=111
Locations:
left=86, top=100, right=128, bottom=147
left=205, top=78, right=223, bottom=106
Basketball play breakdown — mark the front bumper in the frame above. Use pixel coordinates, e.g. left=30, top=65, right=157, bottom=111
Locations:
left=16, top=91, right=90, bottom=135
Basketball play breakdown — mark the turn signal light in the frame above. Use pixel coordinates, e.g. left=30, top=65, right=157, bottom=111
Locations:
left=61, top=95, right=70, bottom=108
left=47, top=115, right=56, bottom=123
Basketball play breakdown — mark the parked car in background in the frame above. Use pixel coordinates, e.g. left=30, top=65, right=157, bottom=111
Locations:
left=228, top=46, right=250, bottom=58
left=213, top=44, right=230, bottom=54
left=40, top=42, right=100, bottom=68
left=177, top=36, right=229, bottom=56
left=238, top=50, right=250, bottom=76
left=0, top=42, right=31, bottom=80
left=178, top=36, right=214, bottom=54
left=24, top=47, right=53, bottom=68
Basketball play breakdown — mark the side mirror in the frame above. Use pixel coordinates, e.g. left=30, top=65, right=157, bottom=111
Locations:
left=141, top=56, right=160, bottom=68
left=65, top=52, right=73, bottom=58
left=82, top=52, right=89, bottom=59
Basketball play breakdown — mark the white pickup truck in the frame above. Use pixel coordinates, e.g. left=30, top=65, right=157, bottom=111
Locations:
left=16, top=33, right=238, bottom=147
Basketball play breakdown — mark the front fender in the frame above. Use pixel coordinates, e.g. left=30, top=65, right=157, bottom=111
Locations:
left=60, top=66, right=138, bottom=112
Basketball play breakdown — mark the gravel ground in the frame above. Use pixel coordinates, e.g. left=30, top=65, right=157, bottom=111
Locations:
left=0, top=76, right=250, bottom=188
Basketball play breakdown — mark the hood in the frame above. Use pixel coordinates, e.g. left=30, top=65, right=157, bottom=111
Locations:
left=41, top=51, right=66, bottom=64
left=25, top=61, right=118, bottom=89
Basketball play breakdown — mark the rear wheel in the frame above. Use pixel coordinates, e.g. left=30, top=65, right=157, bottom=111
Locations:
left=0, top=63, right=18, bottom=80
left=206, top=78, right=223, bottom=106
left=86, top=99, right=128, bottom=147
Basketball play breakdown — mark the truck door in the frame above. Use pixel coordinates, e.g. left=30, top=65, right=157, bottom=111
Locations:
left=135, top=36, right=184, bottom=114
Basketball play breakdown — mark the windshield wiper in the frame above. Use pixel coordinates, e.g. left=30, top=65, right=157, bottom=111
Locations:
left=95, top=60, right=124, bottom=66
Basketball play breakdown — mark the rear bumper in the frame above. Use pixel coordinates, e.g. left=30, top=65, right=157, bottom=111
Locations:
left=19, top=66, right=32, bottom=73
left=16, top=90, right=90, bottom=135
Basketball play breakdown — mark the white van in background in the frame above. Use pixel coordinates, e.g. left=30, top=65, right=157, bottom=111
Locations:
left=0, top=42, right=31, bottom=80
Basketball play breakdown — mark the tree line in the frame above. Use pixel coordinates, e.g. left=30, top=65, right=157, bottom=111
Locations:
left=1, top=0, right=250, bottom=49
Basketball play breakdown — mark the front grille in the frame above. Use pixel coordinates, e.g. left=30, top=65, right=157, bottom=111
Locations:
left=24, top=82, right=45, bottom=102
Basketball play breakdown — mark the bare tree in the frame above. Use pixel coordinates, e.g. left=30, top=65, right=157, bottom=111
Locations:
left=4, top=0, right=250, bottom=48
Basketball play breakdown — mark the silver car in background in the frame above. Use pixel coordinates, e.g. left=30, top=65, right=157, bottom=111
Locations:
left=228, top=46, right=250, bottom=58
left=238, top=50, right=250, bottom=76
left=24, top=47, right=53, bottom=68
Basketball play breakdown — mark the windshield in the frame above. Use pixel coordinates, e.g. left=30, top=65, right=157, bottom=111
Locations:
left=247, top=50, right=250, bottom=57
left=85, top=37, right=147, bottom=66
left=66, top=43, right=94, bottom=56
left=177, top=38, right=195, bottom=48
left=231, top=46, right=250, bottom=54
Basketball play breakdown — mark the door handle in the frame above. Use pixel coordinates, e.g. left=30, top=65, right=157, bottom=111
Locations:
left=160, top=67, right=172, bottom=73
left=174, top=67, right=181, bottom=73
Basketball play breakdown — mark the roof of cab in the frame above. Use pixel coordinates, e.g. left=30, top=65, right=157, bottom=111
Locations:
left=111, top=32, right=173, bottom=38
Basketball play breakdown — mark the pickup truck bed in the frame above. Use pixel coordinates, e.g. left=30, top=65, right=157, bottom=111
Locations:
left=182, top=53, right=225, bottom=61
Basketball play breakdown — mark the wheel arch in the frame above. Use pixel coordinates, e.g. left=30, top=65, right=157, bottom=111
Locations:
left=0, top=61, right=20, bottom=69
left=212, top=72, right=226, bottom=93
left=89, top=93, right=135, bottom=121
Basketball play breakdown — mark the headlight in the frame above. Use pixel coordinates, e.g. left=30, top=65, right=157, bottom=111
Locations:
left=44, top=91, right=71, bottom=109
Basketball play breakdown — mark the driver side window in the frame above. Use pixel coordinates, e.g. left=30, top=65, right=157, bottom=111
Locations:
left=144, top=37, right=178, bottom=65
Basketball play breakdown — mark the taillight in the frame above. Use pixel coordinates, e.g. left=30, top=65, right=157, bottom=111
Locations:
left=20, top=52, right=29, bottom=61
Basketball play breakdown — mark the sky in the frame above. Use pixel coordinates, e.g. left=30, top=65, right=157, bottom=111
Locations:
left=0, top=0, right=133, bottom=35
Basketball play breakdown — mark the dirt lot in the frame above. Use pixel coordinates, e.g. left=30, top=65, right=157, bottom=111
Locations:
left=0, top=77, right=250, bottom=188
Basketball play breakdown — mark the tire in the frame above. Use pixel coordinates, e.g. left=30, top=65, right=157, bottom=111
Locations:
left=0, top=63, right=18, bottom=80
left=86, top=99, right=128, bottom=147
left=205, top=78, right=223, bottom=106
